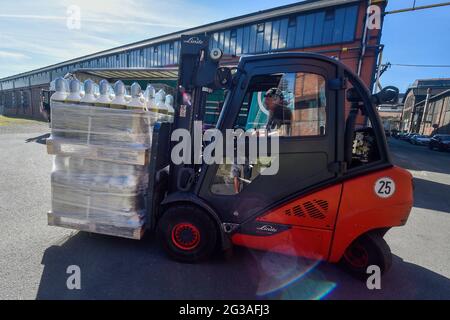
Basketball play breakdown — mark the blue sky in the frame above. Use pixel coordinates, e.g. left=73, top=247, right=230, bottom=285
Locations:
left=0, top=0, right=449, bottom=92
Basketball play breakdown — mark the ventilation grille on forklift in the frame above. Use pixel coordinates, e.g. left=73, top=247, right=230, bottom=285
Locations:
left=284, top=199, right=328, bottom=219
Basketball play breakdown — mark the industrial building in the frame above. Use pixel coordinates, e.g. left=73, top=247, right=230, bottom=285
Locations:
left=377, top=93, right=404, bottom=133
left=400, top=78, right=450, bottom=133
left=0, top=0, right=386, bottom=121
left=414, top=89, right=450, bottom=135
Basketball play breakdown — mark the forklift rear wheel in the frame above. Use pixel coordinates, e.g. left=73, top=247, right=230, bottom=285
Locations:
left=340, top=232, right=392, bottom=280
left=157, top=205, right=217, bottom=263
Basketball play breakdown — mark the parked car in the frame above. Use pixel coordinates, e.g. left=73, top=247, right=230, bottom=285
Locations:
left=411, top=135, right=431, bottom=145
left=407, top=134, right=419, bottom=143
left=429, top=134, right=450, bottom=151
left=399, top=133, right=413, bottom=141
left=391, top=129, right=399, bottom=138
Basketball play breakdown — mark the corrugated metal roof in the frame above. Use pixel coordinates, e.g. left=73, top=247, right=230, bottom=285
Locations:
left=414, top=88, right=450, bottom=107
left=74, top=68, right=179, bottom=80
left=403, top=79, right=450, bottom=103
left=0, top=0, right=360, bottom=82
left=411, top=78, right=450, bottom=88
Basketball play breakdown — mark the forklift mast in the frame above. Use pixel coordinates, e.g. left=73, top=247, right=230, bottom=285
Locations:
left=169, top=35, right=220, bottom=193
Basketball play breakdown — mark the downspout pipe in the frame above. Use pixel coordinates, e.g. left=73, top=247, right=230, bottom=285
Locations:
left=357, top=0, right=371, bottom=77
left=374, top=45, right=384, bottom=93
left=420, top=88, right=432, bottom=134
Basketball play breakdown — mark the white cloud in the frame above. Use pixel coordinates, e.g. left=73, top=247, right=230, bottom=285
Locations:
left=57, top=0, right=216, bottom=30
left=0, top=0, right=223, bottom=77
left=0, top=50, right=29, bottom=60
left=0, top=12, right=192, bottom=29
left=0, top=32, right=120, bottom=62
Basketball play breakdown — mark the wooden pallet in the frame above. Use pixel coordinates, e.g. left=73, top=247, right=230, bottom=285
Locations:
left=46, top=138, right=149, bottom=165
left=48, top=211, right=145, bottom=240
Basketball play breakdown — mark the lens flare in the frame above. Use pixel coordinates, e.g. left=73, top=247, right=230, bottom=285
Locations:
left=254, top=249, right=337, bottom=299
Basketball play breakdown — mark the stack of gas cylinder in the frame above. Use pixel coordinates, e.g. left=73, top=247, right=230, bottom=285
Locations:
left=47, top=77, right=174, bottom=239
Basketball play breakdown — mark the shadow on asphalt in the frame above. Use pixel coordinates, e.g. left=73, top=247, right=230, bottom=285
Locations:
left=25, top=133, right=50, bottom=145
left=36, top=231, right=260, bottom=300
left=412, top=178, right=450, bottom=213
left=319, top=255, right=450, bottom=300
left=36, top=231, right=450, bottom=300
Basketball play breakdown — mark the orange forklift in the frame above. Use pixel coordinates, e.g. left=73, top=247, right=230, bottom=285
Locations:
left=144, top=34, right=414, bottom=279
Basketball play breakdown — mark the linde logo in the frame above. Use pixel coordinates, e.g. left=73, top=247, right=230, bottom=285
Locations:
left=257, top=225, right=278, bottom=233
left=184, top=37, right=204, bottom=45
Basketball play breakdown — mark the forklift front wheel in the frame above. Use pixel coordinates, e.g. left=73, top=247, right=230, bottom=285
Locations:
left=157, top=205, right=217, bottom=263
left=340, top=232, right=392, bottom=280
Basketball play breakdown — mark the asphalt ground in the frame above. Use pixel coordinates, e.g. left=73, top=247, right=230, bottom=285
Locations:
left=0, top=118, right=449, bottom=299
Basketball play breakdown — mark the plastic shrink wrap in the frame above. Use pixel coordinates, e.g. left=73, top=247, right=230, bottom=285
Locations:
left=47, top=79, right=168, bottom=239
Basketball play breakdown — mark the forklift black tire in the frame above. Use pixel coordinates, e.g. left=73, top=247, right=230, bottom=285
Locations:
left=340, top=232, right=392, bottom=280
left=157, top=205, right=217, bottom=263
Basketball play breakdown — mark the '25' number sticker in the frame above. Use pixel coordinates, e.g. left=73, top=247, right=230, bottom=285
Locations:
left=374, top=177, right=395, bottom=198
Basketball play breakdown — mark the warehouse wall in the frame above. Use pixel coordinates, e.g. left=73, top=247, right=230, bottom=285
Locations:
left=0, top=0, right=384, bottom=120
left=419, top=91, right=450, bottom=135
left=1, top=85, right=49, bottom=120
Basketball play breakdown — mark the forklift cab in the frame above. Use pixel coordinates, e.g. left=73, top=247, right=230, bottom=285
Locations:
left=158, top=36, right=412, bottom=279
left=201, top=54, right=366, bottom=217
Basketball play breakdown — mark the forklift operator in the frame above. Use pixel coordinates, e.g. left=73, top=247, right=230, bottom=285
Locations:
left=231, top=87, right=293, bottom=194
left=264, top=87, right=292, bottom=134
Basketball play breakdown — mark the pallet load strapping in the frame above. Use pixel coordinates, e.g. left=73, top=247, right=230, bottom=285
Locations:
left=47, top=78, right=174, bottom=239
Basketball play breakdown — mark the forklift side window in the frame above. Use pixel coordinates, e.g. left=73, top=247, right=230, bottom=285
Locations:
left=234, top=72, right=327, bottom=137
left=344, top=76, right=381, bottom=168
left=211, top=72, right=328, bottom=195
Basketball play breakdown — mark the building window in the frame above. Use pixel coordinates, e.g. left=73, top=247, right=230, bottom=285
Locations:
left=325, top=9, right=334, bottom=20
left=288, top=16, right=297, bottom=27
left=257, top=23, right=264, bottom=33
